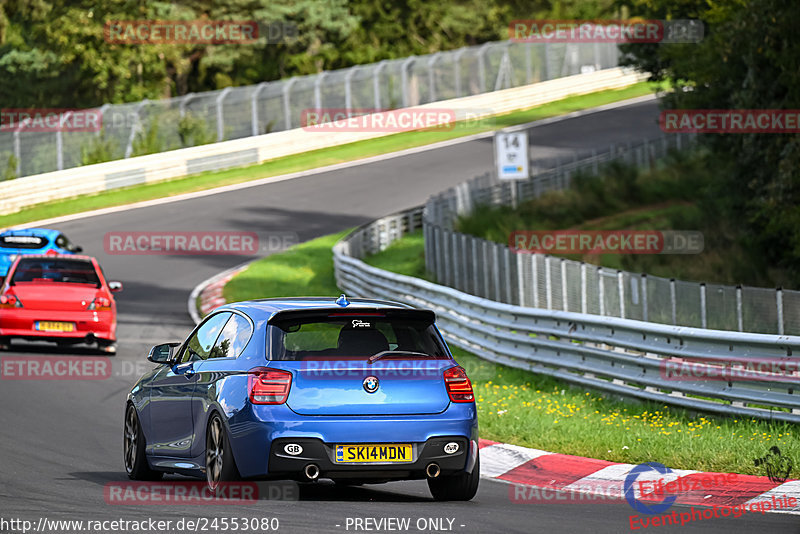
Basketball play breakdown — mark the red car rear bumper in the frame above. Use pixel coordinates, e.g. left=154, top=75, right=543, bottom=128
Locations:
left=0, top=309, right=116, bottom=342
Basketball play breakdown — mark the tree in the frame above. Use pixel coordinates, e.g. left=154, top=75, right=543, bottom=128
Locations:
left=618, top=0, right=800, bottom=273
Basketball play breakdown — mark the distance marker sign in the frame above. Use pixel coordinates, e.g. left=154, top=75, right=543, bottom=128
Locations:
left=495, top=131, right=529, bottom=180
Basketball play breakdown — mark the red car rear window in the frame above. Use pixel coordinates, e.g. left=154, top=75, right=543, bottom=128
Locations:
left=11, top=258, right=99, bottom=286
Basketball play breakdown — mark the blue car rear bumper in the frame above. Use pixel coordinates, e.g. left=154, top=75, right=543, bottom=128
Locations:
left=227, top=403, right=478, bottom=479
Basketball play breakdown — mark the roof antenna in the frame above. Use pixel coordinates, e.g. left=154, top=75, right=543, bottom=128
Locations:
left=335, top=294, right=350, bottom=307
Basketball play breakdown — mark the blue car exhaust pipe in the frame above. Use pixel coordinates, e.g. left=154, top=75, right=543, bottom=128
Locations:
left=426, top=463, right=440, bottom=478
left=304, top=464, right=319, bottom=480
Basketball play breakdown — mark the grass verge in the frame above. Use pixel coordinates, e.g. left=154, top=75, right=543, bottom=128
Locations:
left=3, top=82, right=659, bottom=228
left=221, top=228, right=798, bottom=475
left=455, top=149, right=790, bottom=287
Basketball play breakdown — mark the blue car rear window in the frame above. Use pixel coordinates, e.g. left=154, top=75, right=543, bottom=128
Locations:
left=270, top=316, right=449, bottom=361
left=0, top=235, right=48, bottom=249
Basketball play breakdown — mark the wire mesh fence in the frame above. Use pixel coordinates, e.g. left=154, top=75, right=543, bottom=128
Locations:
left=0, top=38, right=620, bottom=179
left=422, top=134, right=800, bottom=335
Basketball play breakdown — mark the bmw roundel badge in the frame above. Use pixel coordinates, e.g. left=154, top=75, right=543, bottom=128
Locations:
left=363, top=376, right=379, bottom=393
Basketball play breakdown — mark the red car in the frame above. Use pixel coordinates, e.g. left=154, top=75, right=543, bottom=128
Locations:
left=0, top=255, right=121, bottom=353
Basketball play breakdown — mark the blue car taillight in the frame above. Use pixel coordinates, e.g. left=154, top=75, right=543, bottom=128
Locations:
left=248, top=368, right=292, bottom=404
left=443, top=366, right=474, bottom=402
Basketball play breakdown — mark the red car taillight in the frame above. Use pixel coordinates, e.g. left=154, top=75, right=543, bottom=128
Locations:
left=0, top=293, right=22, bottom=308
left=443, top=366, right=474, bottom=402
left=87, top=297, right=112, bottom=310
left=248, top=368, right=292, bottom=404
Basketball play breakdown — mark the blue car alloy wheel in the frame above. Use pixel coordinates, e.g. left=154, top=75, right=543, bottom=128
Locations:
left=125, top=296, right=480, bottom=501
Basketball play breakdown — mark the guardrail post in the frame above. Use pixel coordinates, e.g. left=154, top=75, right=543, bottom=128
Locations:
left=461, top=233, right=469, bottom=294
left=454, top=49, right=467, bottom=97
left=452, top=232, right=460, bottom=290
left=545, top=256, right=553, bottom=310
left=641, top=274, right=648, bottom=322
left=494, top=46, right=512, bottom=91
left=598, top=267, right=605, bottom=316
left=427, top=53, right=440, bottom=102
left=443, top=228, right=452, bottom=286
left=282, top=78, right=297, bottom=130
left=618, top=270, right=625, bottom=319
left=493, top=243, right=502, bottom=302
left=700, top=283, right=707, bottom=328
left=373, top=61, right=388, bottom=110
left=96, top=104, right=109, bottom=138
left=314, top=72, right=327, bottom=111
left=561, top=259, right=568, bottom=311
left=736, top=285, right=743, bottom=332
left=504, top=246, right=513, bottom=304
left=13, top=117, right=30, bottom=176
left=593, top=41, right=601, bottom=70
left=216, top=87, right=233, bottom=142
left=178, top=93, right=195, bottom=118
left=670, top=278, right=677, bottom=325
left=544, top=43, right=551, bottom=80
left=56, top=111, right=73, bottom=171
left=482, top=240, right=490, bottom=298
left=531, top=254, right=539, bottom=308
left=345, top=67, right=358, bottom=111
left=471, top=236, right=479, bottom=295
left=517, top=251, right=526, bottom=306
left=478, top=43, right=490, bottom=92
left=434, top=227, right=444, bottom=284
left=250, top=82, right=269, bottom=136
left=581, top=263, right=587, bottom=313
left=524, top=42, right=533, bottom=83
left=777, top=288, right=785, bottom=335
left=424, top=223, right=431, bottom=275
left=401, top=56, right=417, bottom=108
left=124, top=99, right=148, bottom=158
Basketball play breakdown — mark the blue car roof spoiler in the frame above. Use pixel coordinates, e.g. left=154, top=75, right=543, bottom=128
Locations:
left=267, top=307, right=436, bottom=325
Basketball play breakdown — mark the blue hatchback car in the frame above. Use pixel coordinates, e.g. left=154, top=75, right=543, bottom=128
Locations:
left=124, top=296, right=480, bottom=501
left=0, top=228, right=83, bottom=280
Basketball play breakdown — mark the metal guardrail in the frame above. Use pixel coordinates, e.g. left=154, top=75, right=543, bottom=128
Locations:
left=0, top=67, right=644, bottom=215
left=1, top=38, right=620, bottom=179
left=423, top=134, right=800, bottom=336
left=333, top=208, right=800, bottom=423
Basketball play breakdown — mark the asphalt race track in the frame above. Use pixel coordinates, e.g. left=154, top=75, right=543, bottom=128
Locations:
left=1, top=98, right=797, bottom=534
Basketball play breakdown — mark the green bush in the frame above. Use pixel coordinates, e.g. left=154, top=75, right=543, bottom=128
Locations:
left=80, top=132, right=119, bottom=166
left=177, top=113, right=216, bottom=147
